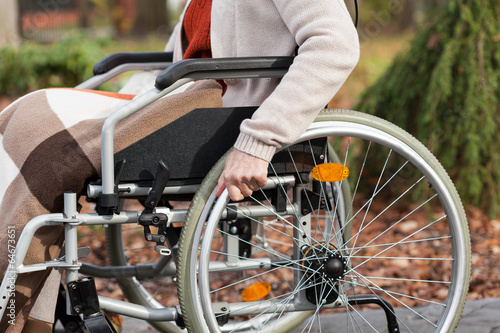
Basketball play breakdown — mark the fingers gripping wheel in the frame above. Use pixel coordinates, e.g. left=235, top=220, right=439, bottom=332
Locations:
left=177, top=110, right=471, bottom=333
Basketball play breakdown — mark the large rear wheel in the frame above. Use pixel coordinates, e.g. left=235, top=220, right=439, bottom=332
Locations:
left=177, top=110, right=471, bottom=332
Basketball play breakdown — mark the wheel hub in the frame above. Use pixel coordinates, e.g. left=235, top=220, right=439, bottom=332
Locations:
left=324, top=256, right=344, bottom=279
left=301, top=242, right=347, bottom=305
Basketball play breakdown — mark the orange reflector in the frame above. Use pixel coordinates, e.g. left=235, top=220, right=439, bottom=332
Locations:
left=241, top=282, right=271, bottom=302
left=312, top=163, right=349, bottom=182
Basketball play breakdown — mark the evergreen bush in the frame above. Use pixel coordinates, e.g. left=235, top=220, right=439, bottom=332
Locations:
left=0, top=35, right=109, bottom=96
left=357, top=0, right=500, bottom=218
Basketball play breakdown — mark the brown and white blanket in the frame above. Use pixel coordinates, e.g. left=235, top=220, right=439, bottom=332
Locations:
left=0, top=80, right=222, bottom=332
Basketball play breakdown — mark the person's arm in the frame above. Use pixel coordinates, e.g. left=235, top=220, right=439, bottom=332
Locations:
left=219, top=0, right=360, bottom=201
left=234, top=0, right=360, bottom=159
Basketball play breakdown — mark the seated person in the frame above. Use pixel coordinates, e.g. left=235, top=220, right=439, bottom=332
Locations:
left=0, top=0, right=359, bottom=331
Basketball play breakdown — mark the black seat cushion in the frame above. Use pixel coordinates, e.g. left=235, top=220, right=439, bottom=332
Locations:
left=115, top=107, right=256, bottom=186
left=114, top=106, right=326, bottom=187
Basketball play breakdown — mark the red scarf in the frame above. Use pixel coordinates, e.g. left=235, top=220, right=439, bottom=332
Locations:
left=183, top=0, right=213, bottom=60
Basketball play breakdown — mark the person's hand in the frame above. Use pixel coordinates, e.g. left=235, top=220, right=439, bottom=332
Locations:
left=216, top=149, right=269, bottom=201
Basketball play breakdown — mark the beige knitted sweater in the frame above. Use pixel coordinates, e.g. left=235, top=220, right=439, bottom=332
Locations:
left=167, top=0, right=360, bottom=161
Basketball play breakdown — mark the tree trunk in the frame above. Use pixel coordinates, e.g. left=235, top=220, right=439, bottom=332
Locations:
left=0, top=0, right=21, bottom=48
left=78, top=0, right=90, bottom=29
left=112, top=0, right=137, bottom=36
left=132, top=0, right=168, bottom=36
left=398, top=0, right=416, bottom=31
left=112, top=0, right=169, bottom=37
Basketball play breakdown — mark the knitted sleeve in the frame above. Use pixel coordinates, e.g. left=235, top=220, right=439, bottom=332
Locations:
left=233, top=0, right=360, bottom=161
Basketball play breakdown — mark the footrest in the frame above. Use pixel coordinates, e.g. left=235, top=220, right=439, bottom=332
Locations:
left=84, top=314, right=118, bottom=333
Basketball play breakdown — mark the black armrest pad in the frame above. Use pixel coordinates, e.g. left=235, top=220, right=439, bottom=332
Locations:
left=154, top=56, right=294, bottom=91
left=93, top=52, right=174, bottom=75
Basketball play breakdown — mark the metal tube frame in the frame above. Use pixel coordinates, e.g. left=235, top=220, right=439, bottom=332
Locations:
left=0, top=57, right=291, bottom=326
left=75, top=62, right=173, bottom=90
left=0, top=127, right=468, bottom=331
left=99, top=65, right=288, bottom=196
left=0, top=175, right=300, bottom=323
left=0, top=193, right=180, bottom=322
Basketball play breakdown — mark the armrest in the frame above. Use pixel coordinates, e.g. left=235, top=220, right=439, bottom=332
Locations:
left=154, top=57, right=294, bottom=91
left=93, top=52, right=174, bottom=75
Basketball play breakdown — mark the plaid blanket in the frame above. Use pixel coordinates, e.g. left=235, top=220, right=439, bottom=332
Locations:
left=0, top=80, right=222, bottom=331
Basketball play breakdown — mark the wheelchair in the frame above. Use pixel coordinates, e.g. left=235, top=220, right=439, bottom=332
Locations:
left=0, top=51, right=471, bottom=332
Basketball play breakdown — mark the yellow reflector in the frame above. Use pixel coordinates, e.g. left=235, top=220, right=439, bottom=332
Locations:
left=312, top=163, right=349, bottom=182
left=241, top=282, right=271, bottom=302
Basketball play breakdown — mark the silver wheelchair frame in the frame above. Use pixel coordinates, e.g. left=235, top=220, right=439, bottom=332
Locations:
left=0, top=52, right=470, bottom=333
left=0, top=53, right=295, bottom=329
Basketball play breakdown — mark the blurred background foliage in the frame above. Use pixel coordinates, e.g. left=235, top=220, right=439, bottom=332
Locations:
left=0, top=0, right=498, bottom=218
left=1, top=0, right=420, bottom=95
left=0, top=35, right=109, bottom=95
left=356, top=0, right=500, bottom=218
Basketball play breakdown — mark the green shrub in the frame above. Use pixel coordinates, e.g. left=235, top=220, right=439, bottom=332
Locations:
left=0, top=35, right=110, bottom=96
left=356, top=0, right=500, bottom=218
